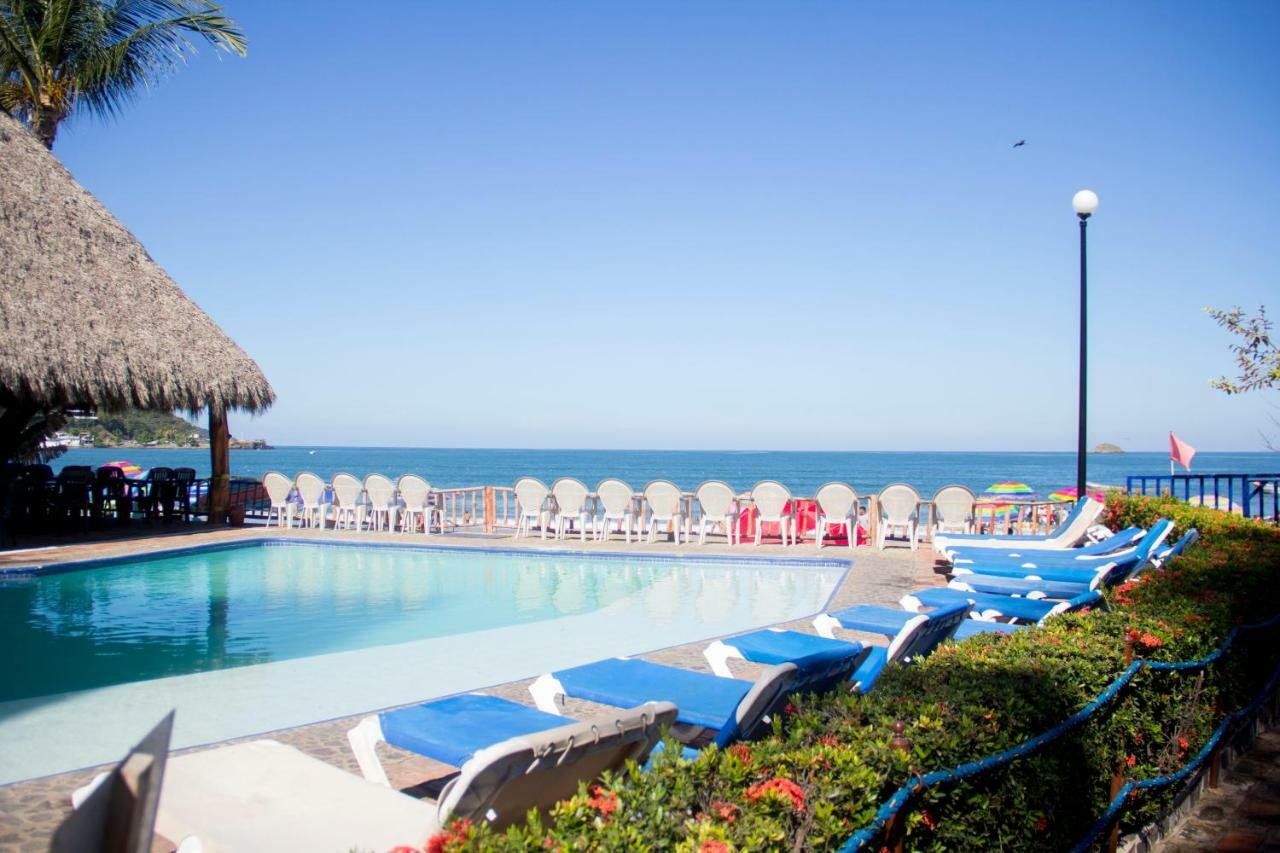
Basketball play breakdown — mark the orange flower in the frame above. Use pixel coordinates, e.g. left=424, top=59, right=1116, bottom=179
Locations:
left=818, top=734, right=841, bottom=748
left=1138, top=633, right=1164, bottom=648
left=711, top=800, right=738, bottom=823
left=424, top=818, right=473, bottom=853
left=727, top=743, right=753, bottom=764
left=700, top=841, right=731, bottom=853
left=587, top=785, right=619, bottom=816
left=1178, top=736, right=1189, bottom=750
left=745, top=777, right=806, bottom=812
left=1126, top=755, right=1137, bottom=767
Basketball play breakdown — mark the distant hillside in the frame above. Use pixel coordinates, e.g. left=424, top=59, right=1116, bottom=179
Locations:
left=70, top=409, right=208, bottom=448
left=1093, top=442, right=1124, bottom=454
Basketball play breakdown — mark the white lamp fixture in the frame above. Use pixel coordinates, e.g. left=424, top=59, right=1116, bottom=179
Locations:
left=1072, top=189, right=1099, bottom=218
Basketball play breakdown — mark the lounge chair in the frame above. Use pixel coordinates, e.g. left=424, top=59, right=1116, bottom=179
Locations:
left=810, top=600, right=971, bottom=686
left=750, top=480, right=795, bottom=546
left=551, top=478, right=591, bottom=541
left=643, top=480, right=685, bottom=544
left=946, top=526, right=1146, bottom=567
left=930, top=485, right=976, bottom=537
left=398, top=474, right=436, bottom=535
left=529, top=646, right=861, bottom=749
left=595, top=478, right=637, bottom=542
left=262, top=471, right=294, bottom=529
left=363, top=474, right=397, bottom=531
left=695, top=480, right=739, bottom=545
left=294, top=472, right=328, bottom=529
left=903, top=586, right=1104, bottom=623
left=813, top=482, right=858, bottom=549
left=1152, top=528, right=1200, bottom=568
left=817, top=602, right=1027, bottom=642
left=172, top=468, right=196, bottom=521
left=514, top=477, right=551, bottom=539
left=933, top=497, right=1103, bottom=555
left=331, top=473, right=365, bottom=530
left=876, top=483, right=921, bottom=550
left=949, top=521, right=1174, bottom=584
left=348, top=695, right=675, bottom=829
left=56, top=713, right=174, bottom=853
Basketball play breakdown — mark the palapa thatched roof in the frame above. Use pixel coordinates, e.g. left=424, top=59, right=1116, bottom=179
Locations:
left=0, top=112, right=274, bottom=413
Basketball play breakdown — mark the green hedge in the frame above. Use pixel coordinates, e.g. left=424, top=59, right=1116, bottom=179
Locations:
left=408, top=494, right=1280, bottom=852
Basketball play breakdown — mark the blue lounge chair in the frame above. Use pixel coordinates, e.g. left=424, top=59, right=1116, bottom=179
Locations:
left=347, top=693, right=676, bottom=828
left=528, top=644, right=862, bottom=750
left=903, top=586, right=1104, bottom=623
left=933, top=498, right=1103, bottom=555
left=1152, top=528, right=1199, bottom=568
left=702, top=602, right=968, bottom=694
left=945, top=526, right=1145, bottom=567
left=950, top=521, right=1174, bottom=583
left=808, top=600, right=1024, bottom=642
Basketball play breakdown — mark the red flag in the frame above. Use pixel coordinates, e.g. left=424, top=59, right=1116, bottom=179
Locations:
left=1170, top=432, right=1196, bottom=471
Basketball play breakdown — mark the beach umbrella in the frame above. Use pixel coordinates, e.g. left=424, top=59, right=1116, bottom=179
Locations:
left=1185, top=494, right=1243, bottom=514
left=983, top=482, right=1037, bottom=499
left=1048, top=486, right=1106, bottom=503
left=103, top=460, right=145, bottom=479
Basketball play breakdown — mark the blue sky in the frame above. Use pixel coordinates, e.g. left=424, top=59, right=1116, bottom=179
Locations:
left=51, top=2, right=1280, bottom=451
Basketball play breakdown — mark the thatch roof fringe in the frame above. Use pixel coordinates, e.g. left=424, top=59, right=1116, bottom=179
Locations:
left=0, top=112, right=274, bottom=413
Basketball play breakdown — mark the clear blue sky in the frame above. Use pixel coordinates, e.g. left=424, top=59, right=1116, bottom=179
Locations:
left=51, top=1, right=1279, bottom=451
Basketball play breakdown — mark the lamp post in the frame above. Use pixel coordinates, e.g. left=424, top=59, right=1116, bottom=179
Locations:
left=1072, top=189, right=1098, bottom=500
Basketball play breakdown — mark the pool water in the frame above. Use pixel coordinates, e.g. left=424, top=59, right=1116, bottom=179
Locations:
left=0, top=542, right=846, bottom=783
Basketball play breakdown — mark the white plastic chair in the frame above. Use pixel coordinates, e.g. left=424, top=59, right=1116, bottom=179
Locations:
left=595, top=479, right=636, bottom=542
left=363, top=474, right=397, bottom=531
left=514, top=477, right=551, bottom=539
left=750, top=481, right=794, bottom=546
left=331, top=473, right=365, bottom=530
left=551, top=478, right=591, bottom=541
left=694, top=481, right=738, bottom=545
left=643, top=480, right=684, bottom=544
left=397, top=474, right=435, bottom=535
left=814, top=482, right=858, bottom=550
left=295, top=472, right=328, bottom=529
left=931, top=485, right=976, bottom=538
left=262, top=471, right=294, bottom=529
left=877, top=483, right=921, bottom=550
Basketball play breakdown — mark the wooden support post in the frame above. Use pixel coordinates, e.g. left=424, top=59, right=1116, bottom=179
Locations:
left=1208, top=748, right=1221, bottom=789
left=882, top=810, right=906, bottom=853
left=1105, top=765, right=1125, bottom=853
left=484, top=486, right=495, bottom=534
left=208, top=405, right=230, bottom=526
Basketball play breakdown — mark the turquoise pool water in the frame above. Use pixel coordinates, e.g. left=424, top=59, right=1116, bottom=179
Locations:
left=0, top=543, right=846, bottom=782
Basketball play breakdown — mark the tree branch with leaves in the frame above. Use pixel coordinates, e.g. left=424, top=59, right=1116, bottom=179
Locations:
left=1207, top=305, right=1280, bottom=450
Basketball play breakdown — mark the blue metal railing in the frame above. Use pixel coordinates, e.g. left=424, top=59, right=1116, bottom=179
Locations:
left=837, top=611, right=1280, bottom=852
left=1125, top=473, right=1280, bottom=522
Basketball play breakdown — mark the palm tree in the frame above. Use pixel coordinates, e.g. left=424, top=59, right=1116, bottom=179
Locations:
left=0, top=0, right=245, bottom=149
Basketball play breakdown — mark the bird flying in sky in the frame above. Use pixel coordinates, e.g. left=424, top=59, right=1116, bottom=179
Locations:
left=1013, top=140, right=1026, bottom=148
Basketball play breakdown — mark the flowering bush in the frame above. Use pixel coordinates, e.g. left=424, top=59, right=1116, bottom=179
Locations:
left=418, top=495, right=1280, bottom=851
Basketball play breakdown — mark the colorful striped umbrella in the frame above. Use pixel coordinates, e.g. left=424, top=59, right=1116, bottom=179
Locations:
left=1048, top=486, right=1106, bottom=503
left=103, top=460, right=144, bottom=479
left=983, top=481, right=1036, bottom=498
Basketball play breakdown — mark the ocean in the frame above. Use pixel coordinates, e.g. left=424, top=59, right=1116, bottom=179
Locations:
left=50, top=447, right=1279, bottom=497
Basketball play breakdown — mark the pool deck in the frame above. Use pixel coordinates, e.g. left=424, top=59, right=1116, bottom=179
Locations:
left=0, top=526, right=944, bottom=851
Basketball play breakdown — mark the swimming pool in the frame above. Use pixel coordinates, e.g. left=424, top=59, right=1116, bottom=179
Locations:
left=0, top=541, right=847, bottom=783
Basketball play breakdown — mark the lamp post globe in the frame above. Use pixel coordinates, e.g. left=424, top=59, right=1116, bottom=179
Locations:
left=1073, top=189, right=1099, bottom=218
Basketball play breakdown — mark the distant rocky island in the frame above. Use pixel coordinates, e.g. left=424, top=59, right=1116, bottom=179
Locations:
left=1093, top=442, right=1124, bottom=454
left=61, top=409, right=272, bottom=450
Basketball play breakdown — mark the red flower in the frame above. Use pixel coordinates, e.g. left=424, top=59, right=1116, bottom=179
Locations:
left=727, top=743, right=753, bottom=764
left=818, top=734, right=841, bottom=748
left=920, top=809, right=937, bottom=831
left=1034, top=816, right=1049, bottom=832
left=700, top=841, right=731, bottom=853
left=1178, top=736, right=1189, bottom=750
left=783, top=702, right=798, bottom=717
left=711, top=800, right=738, bottom=823
left=1126, top=755, right=1137, bottom=767
left=587, top=785, right=619, bottom=816
left=745, top=777, right=806, bottom=812
left=423, top=818, right=473, bottom=853
left=1138, top=633, right=1164, bottom=649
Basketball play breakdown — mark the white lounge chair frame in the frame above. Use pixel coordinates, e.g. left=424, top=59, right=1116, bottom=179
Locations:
left=594, top=479, right=636, bottom=542
left=398, top=474, right=436, bottom=535
left=551, top=478, right=591, bottom=541
left=331, top=473, right=365, bottom=531
left=514, top=477, right=551, bottom=539
left=262, top=471, right=294, bottom=529
left=363, top=474, right=397, bottom=531
left=694, top=480, right=738, bottom=545
left=294, top=472, right=328, bottom=529
left=750, top=480, right=795, bottom=546
left=642, top=480, right=684, bottom=544
left=877, top=483, right=921, bottom=551
left=931, top=484, right=976, bottom=538
left=814, top=482, right=858, bottom=550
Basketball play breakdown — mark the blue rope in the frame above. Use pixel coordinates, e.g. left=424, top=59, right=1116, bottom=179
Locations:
left=837, top=611, right=1280, bottom=852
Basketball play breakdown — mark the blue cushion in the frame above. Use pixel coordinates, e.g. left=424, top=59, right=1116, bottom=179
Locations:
left=851, top=646, right=888, bottom=692
left=913, top=587, right=1099, bottom=623
left=955, top=574, right=1091, bottom=599
left=379, top=693, right=571, bottom=768
left=554, top=658, right=752, bottom=731
left=727, top=630, right=859, bottom=666
left=829, top=604, right=916, bottom=636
